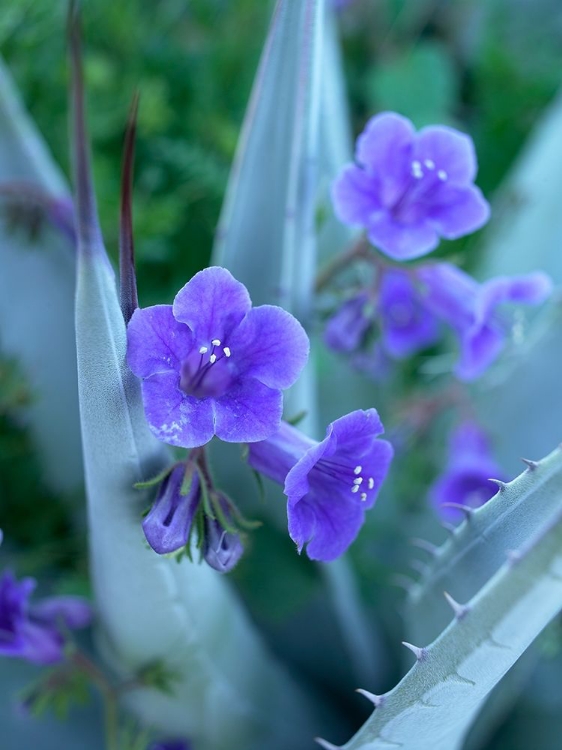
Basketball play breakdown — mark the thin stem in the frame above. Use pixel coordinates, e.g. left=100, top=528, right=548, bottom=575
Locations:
left=315, top=233, right=372, bottom=292
left=70, top=651, right=119, bottom=750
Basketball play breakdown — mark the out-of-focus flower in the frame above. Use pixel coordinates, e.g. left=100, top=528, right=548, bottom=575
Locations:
left=324, top=292, right=375, bottom=352
left=0, top=571, right=92, bottom=665
left=203, top=498, right=244, bottom=574
left=142, top=465, right=201, bottom=554
left=248, top=410, right=393, bottom=561
left=149, top=740, right=191, bottom=750
left=430, top=422, right=506, bottom=522
left=127, top=266, right=309, bottom=448
left=417, top=263, right=553, bottom=380
left=377, top=269, right=440, bottom=357
left=332, top=112, right=490, bottom=260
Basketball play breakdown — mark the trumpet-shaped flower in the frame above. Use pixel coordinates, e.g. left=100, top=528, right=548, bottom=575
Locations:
left=332, top=112, right=490, bottom=260
left=248, top=410, right=393, bottom=561
left=417, top=263, right=553, bottom=380
left=430, top=422, right=506, bottom=522
left=0, top=571, right=91, bottom=665
left=127, top=266, right=309, bottom=448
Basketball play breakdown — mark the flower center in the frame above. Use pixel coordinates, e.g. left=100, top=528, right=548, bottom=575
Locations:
left=180, top=338, right=233, bottom=399
left=317, top=459, right=376, bottom=503
left=391, top=158, right=448, bottom=224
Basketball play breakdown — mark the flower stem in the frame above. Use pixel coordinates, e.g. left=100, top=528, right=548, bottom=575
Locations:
left=70, top=650, right=120, bottom=750
left=315, top=233, right=371, bottom=291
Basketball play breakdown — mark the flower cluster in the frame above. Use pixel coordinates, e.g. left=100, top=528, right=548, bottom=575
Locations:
left=142, top=458, right=244, bottom=573
left=248, top=410, right=393, bottom=561
left=127, top=266, right=309, bottom=449
left=430, top=422, right=506, bottom=522
left=324, top=263, right=551, bottom=381
left=0, top=570, right=92, bottom=665
left=332, top=112, right=490, bottom=260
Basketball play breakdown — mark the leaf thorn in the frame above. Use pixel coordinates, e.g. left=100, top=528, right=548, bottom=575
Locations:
left=356, top=688, right=385, bottom=707
left=443, top=591, right=469, bottom=620
left=410, top=538, right=439, bottom=556
left=314, top=739, right=342, bottom=750
left=521, top=457, right=538, bottom=471
left=488, top=478, right=507, bottom=491
left=402, top=641, right=427, bottom=661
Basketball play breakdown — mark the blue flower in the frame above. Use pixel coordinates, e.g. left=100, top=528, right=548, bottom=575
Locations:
left=248, top=410, right=393, bottom=561
left=430, top=422, right=505, bottom=522
left=332, top=112, right=490, bottom=260
left=127, top=266, right=309, bottom=448
left=0, top=571, right=92, bottom=665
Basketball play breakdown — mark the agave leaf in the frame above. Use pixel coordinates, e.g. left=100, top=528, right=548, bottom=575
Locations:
left=328, top=446, right=562, bottom=750
left=69, top=9, right=318, bottom=748
left=0, top=56, right=82, bottom=493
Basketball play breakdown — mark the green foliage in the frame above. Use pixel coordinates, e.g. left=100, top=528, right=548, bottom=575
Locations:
left=21, top=665, right=91, bottom=722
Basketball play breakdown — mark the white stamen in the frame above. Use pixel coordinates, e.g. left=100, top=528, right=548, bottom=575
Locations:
left=199, top=346, right=208, bottom=354
left=209, top=354, right=217, bottom=364
left=223, top=347, right=231, bottom=358
left=368, top=478, right=375, bottom=490
left=411, top=160, right=423, bottom=179
left=351, top=485, right=360, bottom=494
left=354, top=465, right=362, bottom=475
left=360, top=492, right=368, bottom=502
left=353, top=477, right=363, bottom=485
left=438, top=170, right=448, bottom=181
left=424, top=159, right=435, bottom=169
left=211, top=339, right=221, bottom=346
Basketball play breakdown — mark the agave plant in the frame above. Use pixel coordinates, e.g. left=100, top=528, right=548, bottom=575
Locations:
left=1, top=1, right=562, bottom=749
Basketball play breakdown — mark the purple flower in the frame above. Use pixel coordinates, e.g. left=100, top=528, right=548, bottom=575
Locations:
left=324, top=292, right=375, bottom=352
left=332, top=112, right=490, bottom=260
left=248, top=410, right=393, bottom=562
left=378, top=269, right=439, bottom=358
left=203, top=499, right=244, bottom=574
left=0, top=571, right=92, bottom=665
left=430, top=422, right=506, bottom=522
left=127, top=266, right=309, bottom=448
left=142, top=466, right=201, bottom=554
left=417, top=263, right=553, bottom=380
left=149, top=741, right=191, bottom=750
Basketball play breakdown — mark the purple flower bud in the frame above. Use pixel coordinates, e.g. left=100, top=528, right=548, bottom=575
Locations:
left=127, top=267, right=309, bottom=448
left=203, top=499, right=244, bottom=574
left=430, top=422, right=506, bottom=522
left=0, top=571, right=92, bottom=665
left=324, top=292, right=375, bottom=352
left=142, top=466, right=201, bottom=554
left=332, top=112, right=490, bottom=260
left=249, top=410, right=393, bottom=562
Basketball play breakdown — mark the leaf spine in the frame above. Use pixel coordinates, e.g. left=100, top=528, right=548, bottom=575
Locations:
left=356, top=688, right=385, bottom=707
left=443, top=591, right=469, bottom=619
left=402, top=641, right=427, bottom=661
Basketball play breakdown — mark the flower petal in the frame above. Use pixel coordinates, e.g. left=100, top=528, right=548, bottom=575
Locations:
left=416, top=263, right=478, bottom=330
left=173, top=267, right=251, bottom=344
left=30, top=597, right=92, bottom=630
left=141, top=372, right=215, bottom=448
left=367, top=212, right=439, bottom=260
left=127, top=305, right=193, bottom=378
left=477, top=272, right=553, bottom=325
left=415, top=125, right=478, bottom=184
left=214, top=378, right=282, bottom=443
left=228, top=305, right=309, bottom=389
left=356, top=112, right=415, bottom=206
left=427, top=185, right=490, bottom=239
left=455, top=323, right=505, bottom=381
left=331, top=164, right=380, bottom=225
left=287, top=491, right=365, bottom=562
